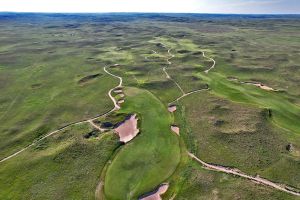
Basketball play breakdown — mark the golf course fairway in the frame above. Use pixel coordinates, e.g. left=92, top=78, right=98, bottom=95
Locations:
left=200, top=72, right=300, bottom=138
left=103, top=87, right=181, bottom=200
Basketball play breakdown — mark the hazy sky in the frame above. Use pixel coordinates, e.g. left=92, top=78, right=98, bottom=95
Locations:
left=0, top=0, right=299, bottom=14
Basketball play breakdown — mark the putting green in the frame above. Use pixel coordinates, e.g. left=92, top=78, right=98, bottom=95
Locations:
left=104, top=87, right=181, bottom=200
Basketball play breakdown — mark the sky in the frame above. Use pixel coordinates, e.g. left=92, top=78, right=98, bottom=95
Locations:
left=0, top=0, right=299, bottom=14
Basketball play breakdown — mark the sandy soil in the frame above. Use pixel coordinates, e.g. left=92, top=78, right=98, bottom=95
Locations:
left=171, top=125, right=180, bottom=135
left=252, top=83, right=275, bottom=91
left=117, top=99, right=125, bottom=104
left=168, top=105, right=177, bottom=113
left=115, top=114, right=139, bottom=143
left=139, top=184, right=169, bottom=200
left=114, top=89, right=123, bottom=94
left=88, top=120, right=106, bottom=132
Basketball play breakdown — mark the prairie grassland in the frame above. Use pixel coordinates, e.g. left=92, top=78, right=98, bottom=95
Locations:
left=0, top=13, right=300, bottom=199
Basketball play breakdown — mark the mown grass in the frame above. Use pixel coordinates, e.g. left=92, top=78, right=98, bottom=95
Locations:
left=104, top=87, right=181, bottom=200
left=0, top=123, right=119, bottom=199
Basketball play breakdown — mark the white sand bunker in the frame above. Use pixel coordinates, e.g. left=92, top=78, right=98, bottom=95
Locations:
left=244, top=81, right=276, bottom=91
left=114, top=114, right=139, bottom=143
left=114, top=89, right=123, bottom=94
left=168, top=105, right=177, bottom=113
left=252, top=83, right=275, bottom=91
left=171, top=125, right=180, bottom=135
left=139, top=184, right=169, bottom=200
left=118, top=99, right=125, bottom=105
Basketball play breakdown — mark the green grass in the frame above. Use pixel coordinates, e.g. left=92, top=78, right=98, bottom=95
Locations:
left=0, top=66, right=117, bottom=160
left=180, top=90, right=300, bottom=188
left=104, top=87, right=181, bottom=200
left=1, top=13, right=300, bottom=199
left=0, top=123, right=119, bottom=200
left=199, top=72, right=300, bottom=139
left=174, top=159, right=296, bottom=200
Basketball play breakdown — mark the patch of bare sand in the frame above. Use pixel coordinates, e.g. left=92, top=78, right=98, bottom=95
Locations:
left=114, top=89, right=123, bottom=94
left=171, top=125, right=180, bottom=135
left=168, top=105, right=177, bottom=113
left=114, top=114, right=139, bottom=143
left=139, top=184, right=169, bottom=200
left=252, top=83, right=274, bottom=91
left=118, top=99, right=125, bottom=104
left=244, top=81, right=276, bottom=91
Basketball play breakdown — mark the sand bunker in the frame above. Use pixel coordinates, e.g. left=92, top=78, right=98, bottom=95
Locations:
left=114, top=114, right=139, bottom=143
left=118, top=99, right=125, bottom=104
left=168, top=105, right=177, bottom=113
left=243, top=81, right=276, bottom=91
left=114, top=89, right=123, bottom=94
left=139, top=184, right=169, bottom=200
left=171, top=125, right=180, bottom=135
left=252, top=83, right=274, bottom=91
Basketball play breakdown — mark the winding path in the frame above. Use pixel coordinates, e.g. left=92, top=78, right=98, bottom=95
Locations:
left=158, top=43, right=300, bottom=197
left=104, top=66, right=123, bottom=111
left=161, top=46, right=185, bottom=95
left=0, top=65, right=123, bottom=163
left=203, top=51, right=216, bottom=73
left=160, top=44, right=210, bottom=104
left=169, top=88, right=209, bottom=105
left=188, top=152, right=300, bottom=197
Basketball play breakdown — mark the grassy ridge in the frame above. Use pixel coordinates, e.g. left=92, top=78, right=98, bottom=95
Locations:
left=0, top=64, right=117, bottom=160
left=104, top=87, right=181, bottom=200
left=180, top=90, right=300, bottom=187
left=199, top=72, right=300, bottom=138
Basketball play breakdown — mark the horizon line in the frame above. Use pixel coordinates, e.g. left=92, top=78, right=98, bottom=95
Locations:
left=0, top=11, right=300, bottom=15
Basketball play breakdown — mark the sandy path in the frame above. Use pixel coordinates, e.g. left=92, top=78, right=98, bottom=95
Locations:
left=163, top=67, right=185, bottom=95
left=95, top=181, right=104, bottom=200
left=161, top=45, right=300, bottom=197
left=169, top=88, right=209, bottom=105
left=202, top=51, right=216, bottom=74
left=104, top=66, right=123, bottom=111
left=88, top=120, right=107, bottom=132
left=161, top=47, right=185, bottom=95
left=188, top=152, right=300, bottom=197
left=0, top=65, right=123, bottom=163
